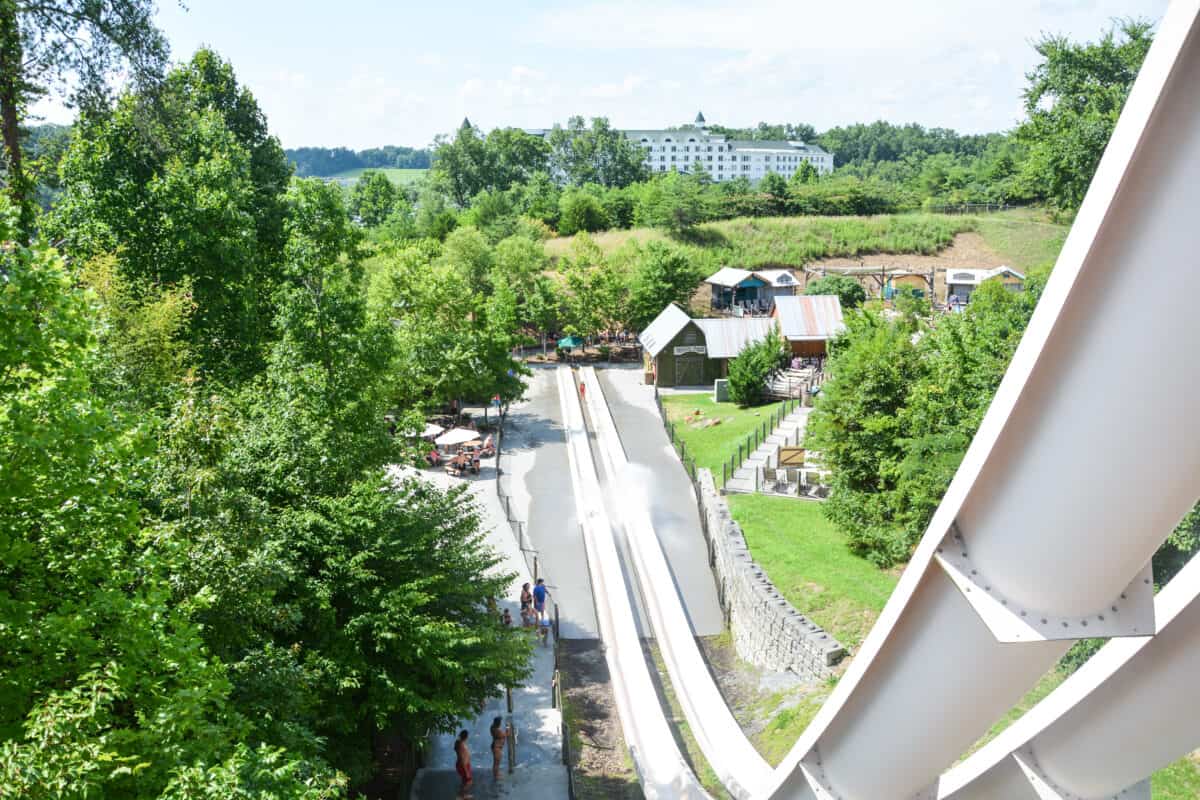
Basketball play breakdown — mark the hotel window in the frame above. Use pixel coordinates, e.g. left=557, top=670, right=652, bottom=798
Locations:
left=671, top=155, right=676, bottom=161
left=707, top=145, right=712, bottom=152
left=706, top=155, right=712, bottom=161
left=671, top=146, right=676, bottom=152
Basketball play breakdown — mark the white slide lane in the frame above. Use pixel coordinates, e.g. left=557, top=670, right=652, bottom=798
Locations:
left=580, top=366, right=774, bottom=799
left=555, top=367, right=711, bottom=800
left=940, top=554, right=1200, bottom=799
left=557, top=2, right=1200, bottom=797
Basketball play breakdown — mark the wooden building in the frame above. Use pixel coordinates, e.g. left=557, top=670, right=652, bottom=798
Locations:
left=771, top=295, right=846, bottom=357
left=639, top=303, right=776, bottom=387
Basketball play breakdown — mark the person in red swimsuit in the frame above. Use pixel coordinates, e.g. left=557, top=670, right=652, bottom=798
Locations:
left=454, top=730, right=473, bottom=797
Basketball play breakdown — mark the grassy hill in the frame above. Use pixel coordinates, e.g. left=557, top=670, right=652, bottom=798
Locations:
left=327, top=167, right=427, bottom=186
left=545, top=210, right=1070, bottom=275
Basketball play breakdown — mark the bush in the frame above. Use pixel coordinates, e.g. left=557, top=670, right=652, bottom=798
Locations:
left=557, top=190, right=609, bottom=235
left=728, top=331, right=787, bottom=406
left=805, top=274, right=867, bottom=308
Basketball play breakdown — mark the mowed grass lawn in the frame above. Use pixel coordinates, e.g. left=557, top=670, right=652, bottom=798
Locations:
left=660, top=394, right=791, bottom=479
left=728, top=495, right=896, bottom=650
left=329, top=167, right=428, bottom=185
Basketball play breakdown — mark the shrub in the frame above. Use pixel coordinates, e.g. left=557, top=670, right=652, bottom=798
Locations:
left=728, top=331, right=787, bottom=406
left=805, top=274, right=867, bottom=308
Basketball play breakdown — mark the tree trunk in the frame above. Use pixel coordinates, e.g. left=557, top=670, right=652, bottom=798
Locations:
left=0, top=0, right=33, bottom=240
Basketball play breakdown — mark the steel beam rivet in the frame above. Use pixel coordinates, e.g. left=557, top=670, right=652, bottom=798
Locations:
left=1098, top=615, right=1105, bottom=621
left=1081, top=620, right=1088, bottom=627
left=1020, top=610, right=1027, bottom=617
left=1120, top=593, right=1127, bottom=600
left=1061, top=621, right=1069, bottom=628
left=1001, top=599, right=1007, bottom=606
left=970, top=569, right=977, bottom=576
left=1041, top=618, right=1048, bottom=624
left=961, top=552, right=968, bottom=558
left=1144, top=578, right=1151, bottom=584
left=1112, top=605, right=1119, bottom=613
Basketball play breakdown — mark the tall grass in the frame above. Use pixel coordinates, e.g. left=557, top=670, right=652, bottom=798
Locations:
left=546, top=214, right=976, bottom=269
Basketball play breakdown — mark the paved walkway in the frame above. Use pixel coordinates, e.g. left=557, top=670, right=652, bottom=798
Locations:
left=500, top=367, right=599, bottom=640
left=723, top=405, right=813, bottom=494
left=398, top=457, right=568, bottom=799
left=595, top=366, right=725, bottom=636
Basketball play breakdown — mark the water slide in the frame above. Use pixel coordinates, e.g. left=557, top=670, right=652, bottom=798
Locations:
left=554, top=367, right=710, bottom=799
left=759, top=2, right=1200, bottom=795
left=580, top=365, right=775, bottom=799
left=555, top=1, right=1200, bottom=795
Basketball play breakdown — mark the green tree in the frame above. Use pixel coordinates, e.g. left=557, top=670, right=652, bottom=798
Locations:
left=349, top=169, right=399, bottom=226
left=440, top=225, right=495, bottom=290
left=805, top=274, right=867, bottom=309
left=560, top=233, right=628, bottom=336
left=0, top=0, right=168, bottom=237
left=547, top=116, right=648, bottom=187
left=727, top=330, right=787, bottom=406
left=52, top=49, right=292, bottom=379
left=1017, top=19, right=1154, bottom=209
left=431, top=117, right=492, bottom=206
left=790, top=161, right=819, bottom=185
left=0, top=199, right=242, bottom=797
left=627, top=241, right=702, bottom=329
left=634, top=171, right=711, bottom=234
left=485, top=126, right=551, bottom=188
left=557, top=188, right=609, bottom=235
left=759, top=171, right=789, bottom=213
left=805, top=309, right=924, bottom=565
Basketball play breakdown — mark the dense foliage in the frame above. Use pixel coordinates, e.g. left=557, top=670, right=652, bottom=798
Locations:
left=286, top=144, right=431, bottom=176
left=727, top=332, right=787, bottom=407
left=2, top=46, right=534, bottom=798
left=805, top=275, right=867, bottom=309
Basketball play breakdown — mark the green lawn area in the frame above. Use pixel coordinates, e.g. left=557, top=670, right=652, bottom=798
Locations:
left=327, top=167, right=427, bottom=185
left=974, top=209, right=1069, bottom=273
left=660, top=394, right=792, bottom=481
left=728, top=494, right=897, bottom=650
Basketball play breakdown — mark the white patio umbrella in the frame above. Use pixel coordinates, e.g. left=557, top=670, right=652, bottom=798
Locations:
left=435, top=427, right=481, bottom=447
left=421, top=422, right=445, bottom=439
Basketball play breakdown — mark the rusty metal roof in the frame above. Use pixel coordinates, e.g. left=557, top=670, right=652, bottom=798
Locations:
left=772, top=295, right=845, bottom=341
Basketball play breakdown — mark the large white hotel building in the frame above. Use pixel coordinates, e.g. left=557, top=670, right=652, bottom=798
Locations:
left=527, top=112, right=834, bottom=183
left=628, top=112, right=833, bottom=182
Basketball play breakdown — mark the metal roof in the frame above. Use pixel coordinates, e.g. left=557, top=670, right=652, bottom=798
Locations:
left=706, top=267, right=798, bottom=288
left=726, top=139, right=831, bottom=155
left=772, top=295, right=846, bottom=341
left=638, top=303, right=694, bottom=357
left=946, top=266, right=1026, bottom=286
left=693, top=318, right=776, bottom=359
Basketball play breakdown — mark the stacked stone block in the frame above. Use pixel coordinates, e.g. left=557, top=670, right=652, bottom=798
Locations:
left=697, top=469, right=846, bottom=679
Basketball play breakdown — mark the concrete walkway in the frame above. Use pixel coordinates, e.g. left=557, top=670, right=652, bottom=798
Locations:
left=595, top=366, right=724, bottom=636
left=500, top=367, right=599, bottom=640
left=399, top=455, right=568, bottom=799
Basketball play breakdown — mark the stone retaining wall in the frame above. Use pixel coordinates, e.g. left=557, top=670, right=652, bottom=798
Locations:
left=696, top=469, right=846, bottom=679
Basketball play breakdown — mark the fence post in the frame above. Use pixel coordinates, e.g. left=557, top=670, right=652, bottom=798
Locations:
left=507, top=715, right=516, bottom=774
left=754, top=466, right=759, bottom=492
left=722, top=462, right=727, bottom=487
left=534, top=555, right=540, bottom=583
left=506, top=686, right=513, bottom=713
left=554, top=603, right=560, bottom=642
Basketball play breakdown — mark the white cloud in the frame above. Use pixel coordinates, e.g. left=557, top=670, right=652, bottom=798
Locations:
left=585, top=74, right=645, bottom=98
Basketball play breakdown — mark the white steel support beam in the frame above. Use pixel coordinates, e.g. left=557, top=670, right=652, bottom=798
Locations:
left=940, top=555, right=1200, bottom=799
left=580, top=366, right=774, bottom=799
left=761, top=1, right=1200, bottom=797
left=555, top=367, right=711, bottom=799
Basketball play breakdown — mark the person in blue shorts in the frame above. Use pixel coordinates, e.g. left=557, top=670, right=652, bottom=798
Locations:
left=532, top=578, right=549, bottom=623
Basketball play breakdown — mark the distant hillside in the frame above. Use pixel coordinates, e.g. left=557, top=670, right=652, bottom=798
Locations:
left=286, top=144, right=431, bottom=177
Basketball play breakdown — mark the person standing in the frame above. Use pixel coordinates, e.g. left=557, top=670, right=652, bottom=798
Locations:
left=579, top=380, right=586, bottom=402
left=490, top=716, right=509, bottom=780
left=454, top=730, right=473, bottom=798
left=532, top=578, right=549, bottom=623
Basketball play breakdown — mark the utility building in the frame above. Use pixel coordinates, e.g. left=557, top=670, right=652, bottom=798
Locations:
left=639, top=303, right=776, bottom=387
left=771, top=295, right=845, bottom=357
left=705, top=267, right=800, bottom=312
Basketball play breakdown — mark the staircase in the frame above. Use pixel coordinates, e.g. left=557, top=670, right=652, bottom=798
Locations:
left=723, top=406, right=810, bottom=494
left=766, top=367, right=817, bottom=400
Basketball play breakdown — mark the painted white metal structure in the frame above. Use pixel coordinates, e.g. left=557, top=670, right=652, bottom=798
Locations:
left=941, top=555, right=1200, bottom=799
left=555, top=367, right=710, bottom=799
left=762, top=2, right=1200, bottom=795
left=580, top=366, right=774, bottom=799
left=552, top=2, right=1200, bottom=797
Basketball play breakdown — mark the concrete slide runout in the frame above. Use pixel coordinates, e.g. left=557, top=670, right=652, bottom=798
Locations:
left=555, top=367, right=711, bottom=800
left=581, top=367, right=774, bottom=800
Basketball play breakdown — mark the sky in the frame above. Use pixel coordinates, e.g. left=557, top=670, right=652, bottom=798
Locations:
left=34, top=0, right=1171, bottom=150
